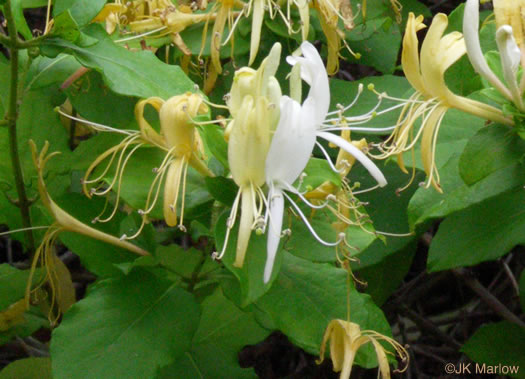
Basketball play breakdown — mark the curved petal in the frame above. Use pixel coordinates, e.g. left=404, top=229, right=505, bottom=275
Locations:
left=420, top=14, right=465, bottom=103
left=286, top=42, right=331, bottom=125
left=463, top=0, right=513, bottom=100
left=317, top=131, right=387, bottom=187
left=496, top=25, right=524, bottom=110
left=264, top=187, right=284, bottom=283
left=401, top=13, right=427, bottom=94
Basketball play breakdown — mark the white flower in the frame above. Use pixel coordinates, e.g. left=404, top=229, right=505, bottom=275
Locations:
left=262, top=41, right=387, bottom=283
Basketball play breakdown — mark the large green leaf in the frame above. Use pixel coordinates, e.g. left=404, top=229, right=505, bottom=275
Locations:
left=159, top=288, right=269, bottom=379
left=255, top=252, right=392, bottom=368
left=65, top=69, right=137, bottom=128
left=53, top=0, right=107, bottom=27
left=461, top=322, right=525, bottom=378
left=459, top=124, right=525, bottom=186
left=0, top=358, right=52, bottom=379
left=51, top=270, right=201, bottom=379
left=428, top=187, right=525, bottom=271
left=408, top=153, right=525, bottom=229
left=42, top=25, right=195, bottom=99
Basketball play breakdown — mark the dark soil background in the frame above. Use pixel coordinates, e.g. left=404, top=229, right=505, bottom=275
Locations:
left=1, top=1, right=524, bottom=378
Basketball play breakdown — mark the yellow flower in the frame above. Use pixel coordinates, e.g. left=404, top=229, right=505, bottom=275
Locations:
left=214, top=43, right=282, bottom=267
left=318, top=319, right=409, bottom=379
left=493, top=0, right=525, bottom=50
left=376, top=13, right=512, bottom=192
left=72, top=93, right=212, bottom=238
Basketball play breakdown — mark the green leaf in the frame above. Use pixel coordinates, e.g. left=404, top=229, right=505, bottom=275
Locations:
left=158, top=288, right=269, bottom=379
left=346, top=23, right=401, bottom=74
left=461, top=322, right=525, bottom=378
left=205, top=176, right=238, bottom=206
left=65, top=69, right=136, bottom=128
left=349, top=161, right=421, bottom=269
left=0, top=264, right=42, bottom=310
left=408, top=153, right=525, bottom=229
left=428, top=187, right=525, bottom=271
left=52, top=10, right=81, bottom=43
left=356, top=240, right=416, bottom=305
left=51, top=270, right=201, bottom=379
left=215, top=212, right=283, bottom=306
left=459, top=124, right=525, bottom=185
left=255, top=252, right=392, bottom=368
left=42, top=26, right=195, bottom=99
left=24, top=54, right=81, bottom=91
left=53, top=0, right=106, bottom=27
left=198, top=124, right=228, bottom=170
left=0, top=358, right=52, bottom=379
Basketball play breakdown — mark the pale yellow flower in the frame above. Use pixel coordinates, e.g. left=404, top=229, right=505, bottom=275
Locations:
left=375, top=13, right=512, bottom=192
left=214, top=43, right=282, bottom=267
left=318, top=319, right=408, bottom=379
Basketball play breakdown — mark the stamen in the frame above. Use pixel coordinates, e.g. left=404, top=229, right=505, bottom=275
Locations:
left=114, top=26, right=167, bottom=43
left=283, top=192, right=344, bottom=247
left=55, top=108, right=136, bottom=136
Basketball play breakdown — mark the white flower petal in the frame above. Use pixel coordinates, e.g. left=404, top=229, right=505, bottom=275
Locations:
left=496, top=25, right=524, bottom=110
left=317, top=131, right=387, bottom=187
left=463, top=0, right=513, bottom=101
left=264, top=187, right=284, bottom=283
left=286, top=42, right=330, bottom=126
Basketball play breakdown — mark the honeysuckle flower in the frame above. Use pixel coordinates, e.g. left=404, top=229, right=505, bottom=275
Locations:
left=214, top=43, right=282, bottom=268
left=374, top=12, right=513, bottom=192
left=464, top=0, right=525, bottom=112
left=135, top=93, right=212, bottom=232
left=318, top=319, right=409, bottom=379
left=26, top=141, right=149, bottom=323
left=262, top=41, right=387, bottom=282
left=286, top=42, right=387, bottom=188
left=61, top=93, right=212, bottom=238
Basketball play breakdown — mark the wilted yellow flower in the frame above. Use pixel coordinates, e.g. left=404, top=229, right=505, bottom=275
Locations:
left=26, top=141, right=148, bottom=324
left=318, top=319, right=408, bottom=379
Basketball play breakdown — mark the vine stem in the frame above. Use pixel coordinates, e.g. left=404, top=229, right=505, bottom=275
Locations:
left=3, top=1, right=35, bottom=253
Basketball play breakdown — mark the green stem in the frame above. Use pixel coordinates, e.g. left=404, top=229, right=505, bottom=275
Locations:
left=0, top=32, right=13, bottom=48
left=4, top=1, right=35, bottom=253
